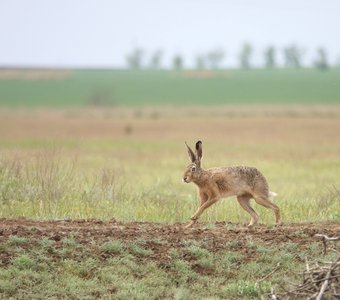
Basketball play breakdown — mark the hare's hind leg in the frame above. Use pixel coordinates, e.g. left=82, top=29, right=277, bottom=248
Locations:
left=237, top=194, right=259, bottom=227
left=253, top=194, right=281, bottom=225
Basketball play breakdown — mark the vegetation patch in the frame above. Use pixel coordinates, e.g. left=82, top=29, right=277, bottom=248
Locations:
left=0, top=219, right=338, bottom=299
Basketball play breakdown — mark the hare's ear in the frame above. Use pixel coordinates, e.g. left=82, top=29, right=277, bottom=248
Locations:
left=185, top=142, right=196, bottom=163
left=195, top=141, right=202, bottom=165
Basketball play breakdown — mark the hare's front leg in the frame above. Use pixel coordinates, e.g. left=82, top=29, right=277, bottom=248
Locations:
left=198, top=191, right=208, bottom=206
left=185, top=194, right=218, bottom=228
left=185, top=192, right=208, bottom=228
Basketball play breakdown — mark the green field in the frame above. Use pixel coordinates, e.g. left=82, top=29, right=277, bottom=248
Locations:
left=1, top=70, right=339, bottom=299
left=0, top=68, right=340, bottom=106
left=0, top=111, right=339, bottom=223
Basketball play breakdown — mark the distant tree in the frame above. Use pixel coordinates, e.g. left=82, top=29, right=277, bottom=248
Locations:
left=314, top=47, right=329, bottom=71
left=173, top=54, right=184, bottom=70
left=283, top=45, right=305, bottom=68
left=195, top=55, right=206, bottom=70
left=238, top=43, right=253, bottom=69
left=126, top=48, right=144, bottom=70
left=264, top=46, right=276, bottom=68
left=206, top=48, right=225, bottom=69
left=149, top=49, right=163, bottom=69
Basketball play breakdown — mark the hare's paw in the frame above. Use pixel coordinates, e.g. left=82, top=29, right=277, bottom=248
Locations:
left=184, top=221, right=194, bottom=229
left=184, top=219, right=197, bottom=229
left=275, top=221, right=283, bottom=227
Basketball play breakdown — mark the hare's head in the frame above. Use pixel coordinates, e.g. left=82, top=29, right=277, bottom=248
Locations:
left=183, top=141, right=203, bottom=183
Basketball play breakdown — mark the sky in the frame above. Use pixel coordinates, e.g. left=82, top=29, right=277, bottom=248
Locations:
left=1, top=0, right=340, bottom=68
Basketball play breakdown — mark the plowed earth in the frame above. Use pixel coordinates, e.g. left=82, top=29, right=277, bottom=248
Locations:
left=0, top=218, right=339, bottom=269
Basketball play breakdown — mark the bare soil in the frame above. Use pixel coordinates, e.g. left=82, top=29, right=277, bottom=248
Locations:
left=0, top=218, right=339, bottom=267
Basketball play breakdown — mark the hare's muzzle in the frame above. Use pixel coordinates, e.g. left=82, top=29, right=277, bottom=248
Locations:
left=183, top=177, right=189, bottom=183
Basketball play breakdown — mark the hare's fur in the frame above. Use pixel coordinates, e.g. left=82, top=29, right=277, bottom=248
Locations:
left=183, top=141, right=281, bottom=228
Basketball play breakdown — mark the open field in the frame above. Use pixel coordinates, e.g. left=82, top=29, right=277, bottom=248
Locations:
left=0, top=107, right=339, bottom=223
left=0, top=218, right=339, bottom=299
left=0, top=68, right=340, bottom=106
left=0, top=106, right=339, bottom=298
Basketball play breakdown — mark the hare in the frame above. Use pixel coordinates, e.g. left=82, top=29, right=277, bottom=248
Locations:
left=183, top=141, right=281, bottom=228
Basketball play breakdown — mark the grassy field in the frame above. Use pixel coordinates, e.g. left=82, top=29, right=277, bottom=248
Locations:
left=0, top=219, right=338, bottom=299
left=1, top=71, right=340, bottom=299
left=0, top=107, right=339, bottom=223
left=0, top=68, right=340, bottom=106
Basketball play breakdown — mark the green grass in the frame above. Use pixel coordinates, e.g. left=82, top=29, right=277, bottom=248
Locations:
left=0, top=139, right=339, bottom=223
left=101, top=240, right=125, bottom=254
left=8, top=236, right=28, bottom=246
left=1, top=68, right=340, bottom=106
left=0, top=234, right=331, bottom=299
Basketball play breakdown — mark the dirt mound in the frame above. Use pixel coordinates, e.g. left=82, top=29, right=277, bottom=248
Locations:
left=0, top=218, right=339, bottom=267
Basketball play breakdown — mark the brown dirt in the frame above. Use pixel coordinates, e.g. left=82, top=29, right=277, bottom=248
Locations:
left=0, top=69, right=73, bottom=80
left=1, top=108, right=340, bottom=146
left=0, top=218, right=339, bottom=268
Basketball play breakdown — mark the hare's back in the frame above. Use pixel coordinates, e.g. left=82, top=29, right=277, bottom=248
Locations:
left=230, top=164, right=267, bottom=180
left=209, top=166, right=269, bottom=192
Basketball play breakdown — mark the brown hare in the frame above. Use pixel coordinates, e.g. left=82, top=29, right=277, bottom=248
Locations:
left=183, top=141, right=281, bottom=228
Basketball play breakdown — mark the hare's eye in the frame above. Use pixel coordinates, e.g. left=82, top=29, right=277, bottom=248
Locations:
left=191, top=166, right=196, bottom=172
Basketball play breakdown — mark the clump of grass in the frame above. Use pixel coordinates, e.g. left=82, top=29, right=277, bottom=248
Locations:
left=38, top=237, right=55, bottom=251
left=8, top=236, right=28, bottom=246
left=173, top=287, right=190, bottom=300
left=282, top=241, right=299, bottom=252
left=187, top=245, right=211, bottom=259
left=129, top=243, right=153, bottom=257
left=170, top=259, right=197, bottom=285
left=62, top=258, right=98, bottom=278
left=171, top=259, right=191, bottom=274
left=186, top=244, right=215, bottom=270
left=225, top=240, right=241, bottom=250
left=220, top=251, right=244, bottom=267
left=197, top=256, right=215, bottom=269
left=169, top=248, right=179, bottom=259
left=12, top=255, right=35, bottom=270
left=62, top=237, right=78, bottom=248
left=115, top=281, right=148, bottom=300
left=246, top=239, right=258, bottom=250
left=100, top=240, right=124, bottom=254
left=221, top=280, right=272, bottom=298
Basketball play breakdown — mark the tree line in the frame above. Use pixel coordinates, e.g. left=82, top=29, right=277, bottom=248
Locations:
left=126, top=43, right=331, bottom=71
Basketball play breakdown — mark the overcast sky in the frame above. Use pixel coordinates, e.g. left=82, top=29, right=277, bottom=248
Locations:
left=1, top=0, right=340, bottom=68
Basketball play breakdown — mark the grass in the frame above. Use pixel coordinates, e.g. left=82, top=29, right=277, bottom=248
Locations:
left=101, top=240, right=125, bottom=254
left=1, top=68, right=340, bottom=107
left=0, top=134, right=339, bottom=223
left=1, top=67, right=340, bottom=299
left=130, top=243, right=153, bottom=257
left=0, top=233, right=331, bottom=299
left=8, top=236, right=28, bottom=246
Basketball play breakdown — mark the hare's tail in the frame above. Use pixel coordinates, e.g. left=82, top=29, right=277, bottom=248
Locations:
left=269, top=191, right=278, bottom=200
